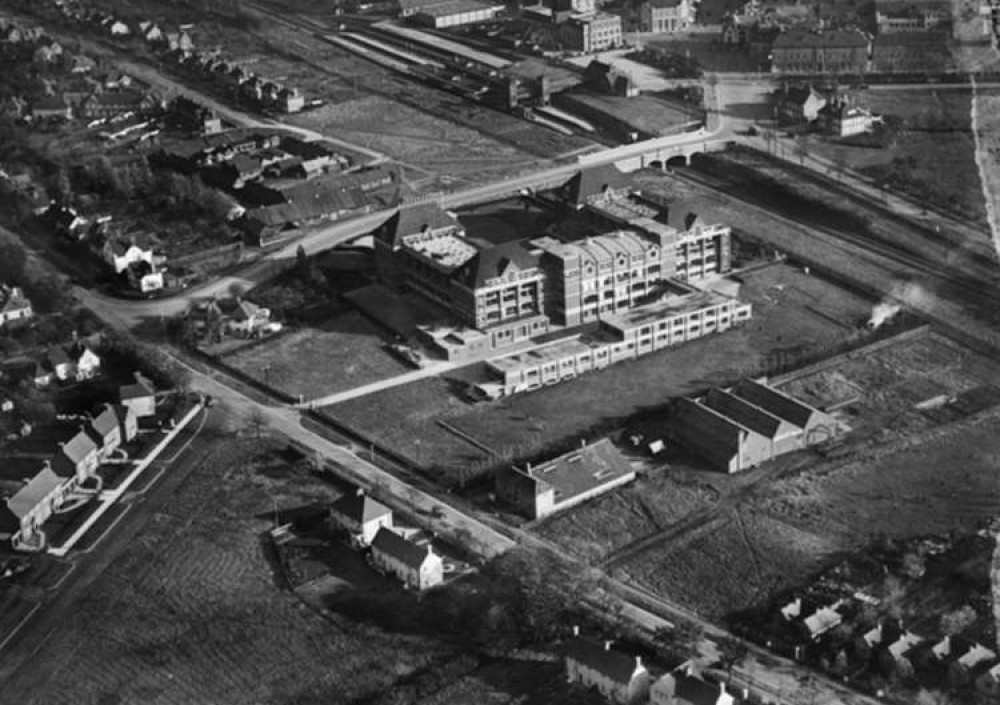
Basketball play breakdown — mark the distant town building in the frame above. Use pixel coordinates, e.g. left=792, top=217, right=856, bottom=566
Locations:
left=495, top=438, right=636, bottom=519
left=328, top=491, right=393, bottom=547
left=818, top=97, right=880, bottom=137
left=770, top=29, right=870, bottom=75
left=370, top=527, right=444, bottom=590
left=874, top=0, right=950, bottom=33
left=0, top=285, right=32, bottom=327
left=560, top=12, right=623, bottom=53
left=651, top=667, right=743, bottom=705
left=564, top=631, right=650, bottom=704
left=773, top=83, right=827, bottom=124
left=640, top=0, right=695, bottom=33
left=411, top=0, right=506, bottom=28
left=870, top=31, right=953, bottom=74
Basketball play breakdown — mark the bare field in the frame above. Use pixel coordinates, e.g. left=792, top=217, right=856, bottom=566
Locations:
left=222, top=310, right=409, bottom=400
left=3, top=439, right=456, bottom=705
left=618, top=509, right=837, bottom=622
left=534, top=472, right=719, bottom=564
left=324, top=262, right=874, bottom=483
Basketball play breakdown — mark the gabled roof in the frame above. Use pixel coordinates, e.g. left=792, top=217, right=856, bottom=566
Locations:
left=459, top=239, right=541, bottom=288
left=563, top=637, right=641, bottom=685
left=90, top=404, right=119, bottom=438
left=772, top=29, right=869, bottom=50
left=60, top=429, right=98, bottom=464
left=703, top=388, right=787, bottom=440
left=731, top=379, right=819, bottom=429
left=6, top=466, right=63, bottom=519
left=45, top=346, right=72, bottom=367
left=672, top=671, right=732, bottom=705
left=371, top=527, right=432, bottom=569
left=565, top=164, right=631, bottom=206
left=330, top=492, right=391, bottom=524
left=375, top=203, right=459, bottom=247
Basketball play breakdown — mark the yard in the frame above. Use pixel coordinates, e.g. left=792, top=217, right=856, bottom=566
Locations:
left=0, top=438, right=461, bottom=705
left=221, top=310, right=410, bottom=401
left=322, top=261, right=875, bottom=486
left=801, top=87, right=987, bottom=223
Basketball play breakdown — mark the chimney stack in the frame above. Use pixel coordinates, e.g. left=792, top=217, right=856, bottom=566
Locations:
left=580, top=438, right=586, bottom=448
left=356, top=487, right=365, bottom=497
left=635, top=655, right=643, bottom=668
left=572, top=625, right=579, bottom=637
left=604, top=640, right=612, bottom=651
left=526, top=462, right=532, bottom=476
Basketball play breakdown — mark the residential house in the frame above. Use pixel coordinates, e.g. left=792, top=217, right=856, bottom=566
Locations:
left=164, top=30, right=194, bottom=53
left=206, top=298, right=272, bottom=337
left=495, top=439, right=636, bottom=519
left=44, top=346, right=75, bottom=382
left=818, top=98, right=879, bottom=137
left=42, top=204, right=88, bottom=239
left=107, top=20, right=131, bottom=37
left=0, top=285, right=32, bottom=327
left=126, top=260, right=164, bottom=294
left=564, top=631, right=650, bottom=704
left=887, top=632, right=924, bottom=667
left=0, top=95, right=28, bottom=121
left=875, top=0, right=950, bottom=33
left=773, top=83, right=827, bottom=124
left=102, top=233, right=156, bottom=274
left=640, top=0, right=695, bottom=33
left=52, top=428, right=100, bottom=481
left=770, top=29, right=870, bottom=75
left=31, top=360, right=53, bottom=387
left=30, top=94, right=72, bottom=121
left=79, top=89, right=156, bottom=120
left=119, top=372, right=156, bottom=418
left=651, top=667, right=741, bottom=705
left=277, top=87, right=305, bottom=113
left=138, top=21, right=163, bottom=43
left=0, top=465, right=68, bottom=551
left=69, top=342, right=101, bottom=380
left=68, top=53, right=97, bottom=74
left=101, top=70, right=133, bottom=90
left=328, top=491, right=393, bottom=547
left=87, top=403, right=122, bottom=459
left=370, top=527, right=444, bottom=590
left=33, top=40, right=64, bottom=64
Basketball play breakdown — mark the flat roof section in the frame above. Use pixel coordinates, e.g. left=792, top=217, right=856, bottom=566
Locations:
left=373, top=20, right=511, bottom=69
left=602, top=289, right=738, bottom=333
left=402, top=228, right=479, bottom=270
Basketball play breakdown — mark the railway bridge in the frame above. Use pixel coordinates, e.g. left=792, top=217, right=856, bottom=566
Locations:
left=577, top=128, right=729, bottom=172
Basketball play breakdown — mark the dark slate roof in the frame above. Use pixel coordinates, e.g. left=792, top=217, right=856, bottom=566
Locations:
left=120, top=372, right=155, bottom=401
left=375, top=203, right=459, bottom=247
left=371, top=527, right=430, bottom=569
left=45, top=346, right=72, bottom=367
left=772, top=29, right=869, bottom=49
left=60, top=429, right=98, bottom=464
left=90, top=404, right=119, bottom=439
left=563, top=637, right=640, bottom=685
left=458, top=239, right=541, bottom=288
left=703, top=388, right=784, bottom=439
left=330, top=492, right=391, bottom=524
left=566, top=164, right=631, bottom=205
left=731, top=379, right=818, bottom=429
left=674, top=672, right=732, bottom=705
left=872, top=30, right=948, bottom=47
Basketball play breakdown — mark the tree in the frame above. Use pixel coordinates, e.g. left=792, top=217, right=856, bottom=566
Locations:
left=901, top=550, right=926, bottom=579
left=0, top=241, right=27, bottom=285
left=939, top=605, right=976, bottom=636
left=243, top=407, right=267, bottom=441
left=716, top=635, right=750, bottom=679
left=295, top=244, right=310, bottom=280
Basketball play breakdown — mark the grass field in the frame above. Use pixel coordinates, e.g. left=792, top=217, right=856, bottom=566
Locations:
left=803, top=88, right=986, bottom=222
left=323, top=262, right=874, bottom=484
left=3, top=437, right=463, bottom=705
left=222, top=310, right=409, bottom=400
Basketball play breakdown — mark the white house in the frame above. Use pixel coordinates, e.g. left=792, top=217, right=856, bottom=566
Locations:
left=0, top=285, right=32, bottom=327
left=370, top=527, right=443, bottom=590
left=564, top=630, right=650, bottom=705
left=70, top=344, right=101, bottom=380
left=0, top=465, right=68, bottom=551
left=651, top=667, right=740, bottom=705
left=802, top=602, right=843, bottom=639
left=328, top=491, right=392, bottom=547
left=206, top=298, right=272, bottom=336
left=103, top=235, right=155, bottom=274
left=52, top=429, right=100, bottom=482
left=44, top=346, right=75, bottom=381
left=119, top=372, right=156, bottom=418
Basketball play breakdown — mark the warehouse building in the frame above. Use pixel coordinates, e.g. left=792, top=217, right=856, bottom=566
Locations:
left=411, top=0, right=505, bottom=27
left=666, top=379, right=836, bottom=472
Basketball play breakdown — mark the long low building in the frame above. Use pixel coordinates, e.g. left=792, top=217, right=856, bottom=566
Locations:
left=478, top=282, right=751, bottom=398
left=666, top=378, right=837, bottom=473
left=495, top=438, right=636, bottom=519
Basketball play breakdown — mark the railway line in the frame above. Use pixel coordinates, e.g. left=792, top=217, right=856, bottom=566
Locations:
left=674, top=166, right=1000, bottom=311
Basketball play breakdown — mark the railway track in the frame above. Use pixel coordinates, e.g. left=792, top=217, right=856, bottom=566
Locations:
left=674, top=166, right=1000, bottom=310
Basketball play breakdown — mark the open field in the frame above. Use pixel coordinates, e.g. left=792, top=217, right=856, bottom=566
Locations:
left=222, top=310, right=409, bottom=400
left=972, top=86, right=1000, bottom=249
left=323, top=261, right=875, bottom=484
left=0, top=437, right=461, bottom=705
left=803, top=88, right=986, bottom=222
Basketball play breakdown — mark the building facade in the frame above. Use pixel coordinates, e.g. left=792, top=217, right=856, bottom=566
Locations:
left=565, top=634, right=651, bottom=704
left=770, top=29, right=870, bottom=75
left=640, top=0, right=694, bottom=33
left=560, top=13, right=623, bottom=53
left=328, top=492, right=393, bottom=546
left=371, top=527, right=444, bottom=590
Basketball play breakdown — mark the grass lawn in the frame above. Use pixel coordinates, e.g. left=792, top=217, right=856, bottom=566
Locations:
left=222, top=310, right=410, bottom=400
left=323, top=262, right=874, bottom=485
left=803, top=88, right=985, bottom=222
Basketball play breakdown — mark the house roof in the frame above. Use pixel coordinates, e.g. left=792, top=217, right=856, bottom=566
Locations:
left=672, top=672, right=733, bottom=705
left=45, top=346, right=72, bottom=367
left=772, top=29, right=869, bottom=50
left=563, top=637, right=641, bottom=685
left=780, top=84, right=824, bottom=107
left=375, top=203, right=460, bottom=247
left=371, top=527, right=432, bottom=569
left=565, top=164, right=631, bottom=205
left=459, top=239, right=542, bottom=288
left=330, top=492, right=391, bottom=524
left=872, top=30, right=948, bottom=47
left=648, top=0, right=684, bottom=8
left=732, top=379, right=819, bottom=429
left=803, top=604, right=842, bottom=636
left=0, top=286, right=30, bottom=314
left=90, top=404, right=119, bottom=438
left=60, top=429, right=99, bottom=464
left=32, top=95, right=70, bottom=112
left=6, top=466, right=63, bottom=519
